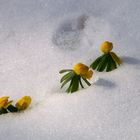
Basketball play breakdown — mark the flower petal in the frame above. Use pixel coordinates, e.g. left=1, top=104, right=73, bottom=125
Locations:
left=0, top=96, right=9, bottom=108
left=74, top=63, right=89, bottom=75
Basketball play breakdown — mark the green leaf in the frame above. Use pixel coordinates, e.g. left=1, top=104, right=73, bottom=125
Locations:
left=66, top=78, right=74, bottom=93
left=70, top=76, right=80, bottom=93
left=97, top=54, right=108, bottom=72
left=106, top=55, right=117, bottom=72
left=7, top=105, right=18, bottom=112
left=110, top=52, right=121, bottom=65
left=106, top=57, right=112, bottom=72
left=61, top=76, right=73, bottom=89
left=79, top=78, right=84, bottom=88
left=66, top=75, right=80, bottom=93
left=82, top=78, right=91, bottom=86
left=59, top=69, right=73, bottom=74
left=90, top=55, right=104, bottom=70
left=60, top=71, right=74, bottom=83
left=110, top=55, right=117, bottom=70
left=0, top=108, right=8, bottom=115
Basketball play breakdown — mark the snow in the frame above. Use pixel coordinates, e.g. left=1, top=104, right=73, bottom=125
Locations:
left=0, top=0, right=140, bottom=139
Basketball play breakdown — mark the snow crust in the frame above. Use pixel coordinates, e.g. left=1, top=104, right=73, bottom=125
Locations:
left=0, top=0, right=140, bottom=139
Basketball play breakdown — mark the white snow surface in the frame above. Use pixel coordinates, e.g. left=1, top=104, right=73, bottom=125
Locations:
left=0, top=0, right=140, bottom=140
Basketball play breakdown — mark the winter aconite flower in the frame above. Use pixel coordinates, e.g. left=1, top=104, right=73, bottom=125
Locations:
left=0, top=96, right=9, bottom=108
left=74, top=63, right=93, bottom=79
left=59, top=63, right=93, bottom=93
left=0, top=96, right=13, bottom=114
left=90, top=41, right=121, bottom=72
left=101, top=41, right=113, bottom=54
left=0, top=96, right=13, bottom=109
left=16, top=96, right=32, bottom=111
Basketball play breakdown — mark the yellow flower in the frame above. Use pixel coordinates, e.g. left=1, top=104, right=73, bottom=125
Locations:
left=101, top=41, right=113, bottom=54
left=0, top=96, right=9, bottom=108
left=16, top=96, right=32, bottom=111
left=74, top=63, right=93, bottom=79
left=0, top=96, right=13, bottom=109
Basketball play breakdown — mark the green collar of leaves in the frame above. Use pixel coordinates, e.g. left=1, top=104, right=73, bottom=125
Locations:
left=90, top=52, right=121, bottom=72
left=59, top=70, right=91, bottom=93
left=0, top=105, right=18, bottom=115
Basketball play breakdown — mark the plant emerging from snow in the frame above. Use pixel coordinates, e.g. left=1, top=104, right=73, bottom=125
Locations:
left=1, top=41, right=122, bottom=114
left=59, top=63, right=93, bottom=93
left=0, top=96, right=32, bottom=115
left=90, top=41, right=121, bottom=72
left=0, top=96, right=14, bottom=114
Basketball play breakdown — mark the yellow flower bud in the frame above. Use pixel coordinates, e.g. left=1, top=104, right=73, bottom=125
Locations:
left=16, top=96, right=32, bottom=111
left=0, top=96, right=9, bottom=108
left=74, top=63, right=93, bottom=79
left=101, top=41, right=113, bottom=54
left=74, top=63, right=88, bottom=75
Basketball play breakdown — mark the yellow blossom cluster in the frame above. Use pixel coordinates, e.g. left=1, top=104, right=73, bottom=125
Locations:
left=0, top=96, right=32, bottom=115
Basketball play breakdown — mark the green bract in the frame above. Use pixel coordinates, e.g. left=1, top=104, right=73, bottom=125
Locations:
left=59, top=69, right=91, bottom=93
left=90, top=52, right=121, bottom=72
left=0, top=104, right=18, bottom=115
left=0, top=108, right=8, bottom=115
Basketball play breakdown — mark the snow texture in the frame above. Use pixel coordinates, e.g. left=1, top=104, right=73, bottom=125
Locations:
left=0, top=0, right=140, bottom=140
